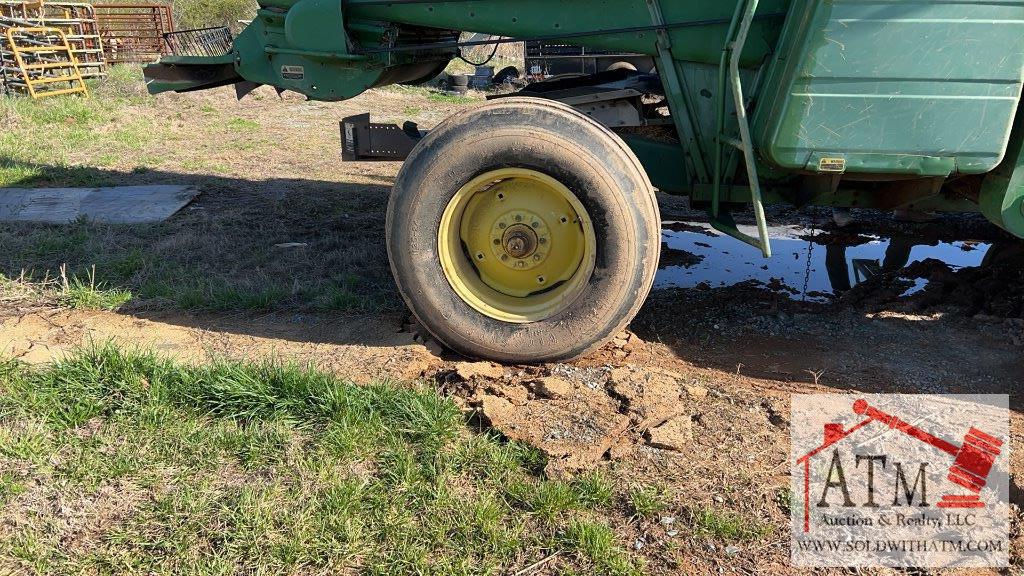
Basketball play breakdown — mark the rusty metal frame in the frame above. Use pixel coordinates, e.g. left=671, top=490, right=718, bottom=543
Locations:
left=94, top=3, right=173, bottom=63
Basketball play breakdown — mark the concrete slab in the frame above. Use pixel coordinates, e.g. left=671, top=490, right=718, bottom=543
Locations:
left=0, top=185, right=200, bottom=224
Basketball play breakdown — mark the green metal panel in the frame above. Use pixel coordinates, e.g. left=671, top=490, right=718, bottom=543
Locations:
left=344, top=0, right=790, bottom=67
left=981, top=118, right=1024, bottom=238
left=754, top=0, right=1024, bottom=177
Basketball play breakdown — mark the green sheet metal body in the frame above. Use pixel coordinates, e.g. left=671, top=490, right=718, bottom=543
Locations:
left=754, top=0, right=1024, bottom=178
left=144, top=0, right=1024, bottom=240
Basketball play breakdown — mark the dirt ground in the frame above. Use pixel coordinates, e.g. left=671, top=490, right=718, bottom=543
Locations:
left=2, top=82, right=1023, bottom=574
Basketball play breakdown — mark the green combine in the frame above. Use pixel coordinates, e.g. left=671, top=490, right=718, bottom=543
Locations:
left=144, top=1, right=1024, bottom=363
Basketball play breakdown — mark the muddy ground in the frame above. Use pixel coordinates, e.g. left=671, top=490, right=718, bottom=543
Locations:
left=1, top=83, right=1023, bottom=574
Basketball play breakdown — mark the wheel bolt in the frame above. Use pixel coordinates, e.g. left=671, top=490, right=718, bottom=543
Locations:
left=531, top=221, right=540, bottom=228
left=537, top=276, right=546, bottom=284
left=515, top=214, right=523, bottom=222
left=499, top=222, right=507, bottom=229
left=533, top=254, right=542, bottom=261
left=501, top=254, right=509, bottom=261
left=539, top=238, right=547, bottom=245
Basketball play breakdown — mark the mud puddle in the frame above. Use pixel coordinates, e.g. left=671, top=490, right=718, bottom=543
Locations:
left=656, top=221, right=995, bottom=301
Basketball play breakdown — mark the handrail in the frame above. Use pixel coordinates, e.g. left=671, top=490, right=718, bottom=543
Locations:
left=712, top=0, right=773, bottom=258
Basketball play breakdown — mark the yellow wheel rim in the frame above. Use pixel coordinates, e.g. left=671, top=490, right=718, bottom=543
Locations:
left=439, top=168, right=597, bottom=323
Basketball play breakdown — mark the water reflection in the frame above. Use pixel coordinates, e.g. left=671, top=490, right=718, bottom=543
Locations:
left=656, top=222, right=998, bottom=301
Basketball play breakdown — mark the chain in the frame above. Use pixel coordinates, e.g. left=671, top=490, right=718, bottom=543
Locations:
left=801, top=234, right=815, bottom=302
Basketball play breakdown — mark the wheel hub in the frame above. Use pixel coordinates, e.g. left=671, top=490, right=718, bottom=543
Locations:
left=502, top=224, right=538, bottom=259
left=438, top=168, right=597, bottom=322
left=490, top=212, right=551, bottom=271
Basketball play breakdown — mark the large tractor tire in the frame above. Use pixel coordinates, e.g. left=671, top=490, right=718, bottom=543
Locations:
left=387, top=97, right=660, bottom=363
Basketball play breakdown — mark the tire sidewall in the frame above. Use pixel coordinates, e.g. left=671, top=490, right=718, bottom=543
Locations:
left=388, top=99, right=659, bottom=362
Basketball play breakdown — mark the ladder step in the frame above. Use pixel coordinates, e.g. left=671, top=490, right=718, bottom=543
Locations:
left=28, top=74, right=78, bottom=84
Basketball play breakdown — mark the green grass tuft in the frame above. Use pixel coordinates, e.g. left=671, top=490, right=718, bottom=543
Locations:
left=58, top=266, right=132, bottom=311
left=0, top=345, right=653, bottom=573
left=227, top=117, right=260, bottom=131
left=690, top=507, right=770, bottom=541
left=628, top=484, right=670, bottom=519
left=561, top=519, right=639, bottom=576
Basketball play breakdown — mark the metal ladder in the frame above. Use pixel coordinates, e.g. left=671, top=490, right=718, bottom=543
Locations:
left=712, top=0, right=772, bottom=257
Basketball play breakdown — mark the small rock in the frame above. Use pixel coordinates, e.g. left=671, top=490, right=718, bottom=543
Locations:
left=608, top=435, right=637, bottom=461
left=534, top=376, right=574, bottom=399
left=713, top=495, right=725, bottom=503
left=660, top=516, right=676, bottom=526
left=666, top=529, right=679, bottom=537
left=623, top=332, right=644, bottom=352
left=684, top=383, right=709, bottom=400
left=646, top=415, right=692, bottom=451
left=424, top=339, right=445, bottom=357
left=274, top=242, right=308, bottom=249
left=399, top=356, right=434, bottom=379
left=633, top=538, right=645, bottom=551
left=725, top=545, right=740, bottom=557
left=455, top=361, right=504, bottom=380
left=451, top=396, right=471, bottom=413
left=488, top=383, right=530, bottom=406
left=478, top=394, right=515, bottom=424
left=608, top=366, right=633, bottom=384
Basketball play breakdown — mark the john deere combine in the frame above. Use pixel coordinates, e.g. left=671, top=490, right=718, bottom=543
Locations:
left=144, top=1, right=1024, bottom=363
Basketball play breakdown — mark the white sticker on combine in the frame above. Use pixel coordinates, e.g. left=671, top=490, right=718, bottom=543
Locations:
left=281, top=65, right=304, bottom=81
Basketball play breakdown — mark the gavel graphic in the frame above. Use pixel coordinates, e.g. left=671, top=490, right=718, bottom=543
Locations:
left=853, top=399, right=1003, bottom=509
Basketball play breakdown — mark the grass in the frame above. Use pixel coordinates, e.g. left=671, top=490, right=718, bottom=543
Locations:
left=58, top=266, right=133, bottom=311
left=0, top=73, right=434, bottom=314
left=0, top=345, right=644, bottom=575
left=689, top=507, right=770, bottom=541
left=173, top=0, right=257, bottom=29
left=628, top=484, right=670, bottom=519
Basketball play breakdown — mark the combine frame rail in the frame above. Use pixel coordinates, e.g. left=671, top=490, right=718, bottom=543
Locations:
left=4, top=26, right=88, bottom=99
